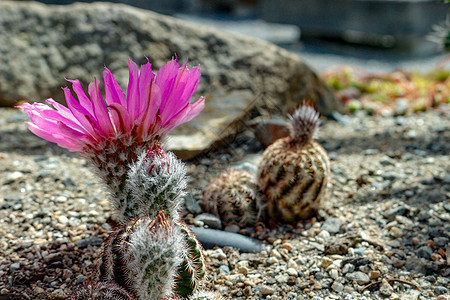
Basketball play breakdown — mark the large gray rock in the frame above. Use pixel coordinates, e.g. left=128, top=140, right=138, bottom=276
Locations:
left=0, top=1, right=340, bottom=158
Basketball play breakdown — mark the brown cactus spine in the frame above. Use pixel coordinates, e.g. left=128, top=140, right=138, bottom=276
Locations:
left=257, top=103, right=330, bottom=223
left=202, top=168, right=264, bottom=227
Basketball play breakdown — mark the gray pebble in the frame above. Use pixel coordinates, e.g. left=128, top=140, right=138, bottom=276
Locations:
left=346, top=271, right=370, bottom=284
left=9, top=262, right=20, bottom=272
left=194, top=213, right=222, bottom=229
left=219, top=264, right=230, bottom=275
left=75, top=237, right=104, bottom=248
left=184, top=192, right=202, bottom=214
left=416, top=246, right=433, bottom=259
left=321, top=217, right=342, bottom=234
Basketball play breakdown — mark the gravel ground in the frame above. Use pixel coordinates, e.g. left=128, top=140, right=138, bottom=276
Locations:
left=0, top=105, right=449, bottom=299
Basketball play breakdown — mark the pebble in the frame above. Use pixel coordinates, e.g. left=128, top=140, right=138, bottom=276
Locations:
left=417, top=246, right=433, bottom=259
left=331, top=281, right=344, bottom=293
left=207, top=248, right=227, bottom=260
left=286, top=268, right=297, bottom=276
left=75, top=237, right=104, bottom=248
left=9, top=262, right=20, bottom=272
left=320, top=257, right=333, bottom=268
left=260, top=285, right=276, bottom=296
left=346, top=271, right=370, bottom=284
left=380, top=279, right=394, bottom=296
left=369, top=270, right=381, bottom=280
left=51, top=289, right=67, bottom=299
left=342, top=263, right=355, bottom=274
left=219, top=264, right=230, bottom=275
left=321, top=218, right=342, bottom=234
left=194, top=213, right=222, bottom=229
left=184, top=192, right=202, bottom=214
left=329, top=268, right=339, bottom=280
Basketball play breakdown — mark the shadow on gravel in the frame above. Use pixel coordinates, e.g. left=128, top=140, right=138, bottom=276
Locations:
left=321, top=126, right=449, bottom=156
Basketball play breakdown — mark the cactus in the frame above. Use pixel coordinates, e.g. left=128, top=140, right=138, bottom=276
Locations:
left=174, top=221, right=207, bottom=298
left=69, top=281, right=133, bottom=300
left=123, top=145, right=187, bottom=222
left=21, top=57, right=211, bottom=299
left=202, top=168, right=264, bottom=227
left=98, top=211, right=185, bottom=299
left=257, top=103, right=330, bottom=223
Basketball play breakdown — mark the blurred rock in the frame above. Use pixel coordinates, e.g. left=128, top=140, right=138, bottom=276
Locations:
left=0, top=1, right=340, bottom=159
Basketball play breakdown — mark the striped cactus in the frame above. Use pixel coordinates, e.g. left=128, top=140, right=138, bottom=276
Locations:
left=257, top=103, right=330, bottom=223
left=202, top=168, right=264, bottom=227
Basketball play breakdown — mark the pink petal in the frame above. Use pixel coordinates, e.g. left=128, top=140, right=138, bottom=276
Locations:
left=66, top=79, right=94, bottom=115
left=137, top=82, right=162, bottom=138
left=137, top=60, right=155, bottom=116
left=27, top=122, right=81, bottom=151
left=155, top=59, right=179, bottom=110
left=63, top=87, right=99, bottom=138
left=103, top=67, right=126, bottom=107
left=57, top=121, right=91, bottom=142
left=88, top=78, right=115, bottom=137
left=163, top=96, right=205, bottom=132
left=108, top=102, right=132, bottom=133
left=126, top=58, right=140, bottom=121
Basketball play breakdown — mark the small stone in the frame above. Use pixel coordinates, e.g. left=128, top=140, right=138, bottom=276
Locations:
left=270, top=249, right=282, bottom=259
left=369, top=270, right=381, bottom=280
left=380, top=279, right=393, bottom=296
left=434, top=286, right=449, bottom=295
left=9, top=262, right=20, bottom=272
left=219, top=264, right=230, bottom=275
left=331, top=281, right=344, bottom=293
left=389, top=226, right=403, bottom=238
left=184, top=192, right=202, bottom=214
left=321, top=217, right=342, bottom=234
left=51, top=289, right=67, bottom=299
left=347, top=271, right=370, bottom=284
left=75, top=237, right=104, bottom=248
left=380, top=155, right=395, bottom=166
left=286, top=268, right=298, bottom=276
left=194, top=213, right=222, bottom=229
left=275, top=274, right=289, bottom=284
left=57, top=215, right=69, bottom=224
left=207, top=248, right=227, bottom=260
left=266, top=257, right=278, bottom=265
left=329, top=269, right=339, bottom=280
left=320, top=257, right=333, bottom=268
left=237, top=266, right=249, bottom=275
left=342, top=263, right=355, bottom=274
left=281, top=242, right=294, bottom=252
left=394, top=98, right=409, bottom=115
left=260, top=285, right=276, bottom=296
left=224, top=224, right=240, bottom=233
left=417, top=246, right=433, bottom=259
left=44, top=253, right=62, bottom=263
left=76, top=274, right=87, bottom=283
left=412, top=237, right=420, bottom=245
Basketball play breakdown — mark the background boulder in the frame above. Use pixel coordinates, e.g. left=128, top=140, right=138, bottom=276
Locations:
left=0, top=1, right=340, bottom=158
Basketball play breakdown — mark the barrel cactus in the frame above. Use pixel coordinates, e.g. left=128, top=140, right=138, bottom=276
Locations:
left=257, top=103, right=330, bottom=223
left=202, top=168, right=264, bottom=227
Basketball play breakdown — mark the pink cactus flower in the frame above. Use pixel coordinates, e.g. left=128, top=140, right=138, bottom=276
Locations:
left=19, top=58, right=205, bottom=152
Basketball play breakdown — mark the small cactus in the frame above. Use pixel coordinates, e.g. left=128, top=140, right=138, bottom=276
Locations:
left=202, top=168, right=264, bottom=227
left=257, top=103, right=330, bottom=223
left=98, top=211, right=185, bottom=300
